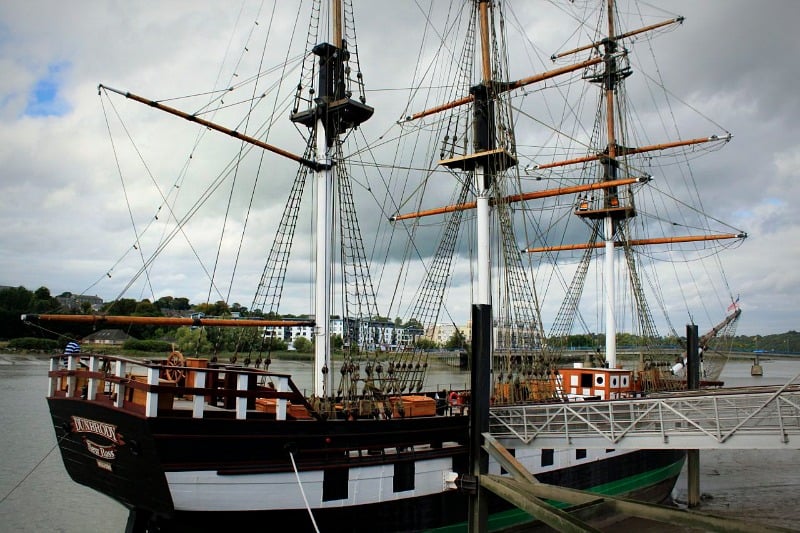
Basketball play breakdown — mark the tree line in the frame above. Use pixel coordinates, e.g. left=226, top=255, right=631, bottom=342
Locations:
left=2, top=285, right=798, bottom=354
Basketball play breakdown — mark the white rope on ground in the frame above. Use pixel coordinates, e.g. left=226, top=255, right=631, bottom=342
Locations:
left=289, top=450, right=320, bottom=533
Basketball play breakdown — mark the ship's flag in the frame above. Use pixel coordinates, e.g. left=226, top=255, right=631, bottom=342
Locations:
left=727, top=295, right=740, bottom=312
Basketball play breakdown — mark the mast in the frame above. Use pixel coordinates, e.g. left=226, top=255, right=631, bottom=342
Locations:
left=434, top=0, right=516, bottom=305
left=595, top=0, right=627, bottom=368
left=314, top=110, right=333, bottom=398
left=475, top=0, right=492, bottom=307
left=604, top=0, right=618, bottom=367
left=291, top=0, right=373, bottom=398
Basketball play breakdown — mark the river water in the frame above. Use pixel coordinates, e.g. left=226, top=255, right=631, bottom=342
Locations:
left=0, top=354, right=797, bottom=532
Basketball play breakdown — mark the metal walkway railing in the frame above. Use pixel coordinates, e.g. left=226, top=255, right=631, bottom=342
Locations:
left=489, top=374, right=800, bottom=450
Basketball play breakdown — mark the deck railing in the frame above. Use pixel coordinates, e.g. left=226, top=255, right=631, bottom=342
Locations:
left=49, top=353, right=310, bottom=421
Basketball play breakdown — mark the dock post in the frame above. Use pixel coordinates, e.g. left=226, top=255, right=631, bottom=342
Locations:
left=468, top=304, right=491, bottom=533
left=687, top=450, right=700, bottom=508
left=686, top=324, right=700, bottom=507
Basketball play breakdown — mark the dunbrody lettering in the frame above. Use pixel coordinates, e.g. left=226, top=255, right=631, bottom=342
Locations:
left=71, top=416, right=125, bottom=445
left=83, top=437, right=117, bottom=460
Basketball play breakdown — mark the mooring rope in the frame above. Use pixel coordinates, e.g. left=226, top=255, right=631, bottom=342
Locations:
left=288, top=450, right=320, bottom=533
left=0, top=435, right=65, bottom=504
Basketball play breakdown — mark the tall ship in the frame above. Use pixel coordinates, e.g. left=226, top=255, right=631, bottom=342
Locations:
left=26, top=1, right=745, bottom=531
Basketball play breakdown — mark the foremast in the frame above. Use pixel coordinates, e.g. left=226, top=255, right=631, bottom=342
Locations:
left=291, top=0, right=373, bottom=398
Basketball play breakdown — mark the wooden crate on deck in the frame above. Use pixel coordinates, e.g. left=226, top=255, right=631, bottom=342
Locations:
left=126, top=375, right=176, bottom=411
left=255, top=398, right=313, bottom=419
left=184, top=357, right=209, bottom=400
left=390, top=395, right=436, bottom=417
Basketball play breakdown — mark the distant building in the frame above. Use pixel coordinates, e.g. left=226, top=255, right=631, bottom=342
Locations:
left=426, top=323, right=463, bottom=345
left=262, top=316, right=423, bottom=351
left=82, top=329, right=134, bottom=346
left=56, top=293, right=104, bottom=311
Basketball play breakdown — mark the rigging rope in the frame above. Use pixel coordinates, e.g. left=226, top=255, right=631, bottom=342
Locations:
left=0, top=434, right=65, bottom=505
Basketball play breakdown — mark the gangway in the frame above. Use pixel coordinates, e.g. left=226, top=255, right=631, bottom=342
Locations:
left=489, top=374, right=800, bottom=450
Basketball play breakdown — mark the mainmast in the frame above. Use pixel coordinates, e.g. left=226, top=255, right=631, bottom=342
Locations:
left=475, top=0, right=494, bottom=307
left=291, top=0, right=373, bottom=398
left=433, top=1, right=519, bottom=345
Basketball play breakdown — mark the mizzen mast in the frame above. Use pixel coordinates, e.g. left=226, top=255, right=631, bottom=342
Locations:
left=544, top=2, right=741, bottom=366
left=597, top=0, right=625, bottom=367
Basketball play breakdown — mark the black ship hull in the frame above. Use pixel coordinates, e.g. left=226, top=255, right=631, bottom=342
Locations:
left=49, top=395, right=684, bottom=532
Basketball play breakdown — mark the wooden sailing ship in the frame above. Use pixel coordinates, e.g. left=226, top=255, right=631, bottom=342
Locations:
left=29, top=1, right=745, bottom=531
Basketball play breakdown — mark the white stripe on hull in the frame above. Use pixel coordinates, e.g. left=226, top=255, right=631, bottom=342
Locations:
left=167, top=457, right=453, bottom=512
left=168, top=448, right=634, bottom=512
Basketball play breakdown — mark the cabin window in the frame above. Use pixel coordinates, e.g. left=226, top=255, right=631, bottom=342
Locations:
left=541, top=449, right=554, bottom=467
left=322, top=468, right=349, bottom=501
left=580, top=373, right=593, bottom=388
left=393, top=461, right=415, bottom=492
left=606, top=449, right=615, bottom=453
left=500, top=448, right=516, bottom=475
left=576, top=449, right=587, bottom=460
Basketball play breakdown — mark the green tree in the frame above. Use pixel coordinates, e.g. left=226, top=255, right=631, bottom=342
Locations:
left=263, top=336, right=287, bottom=351
left=175, top=326, right=212, bottom=354
left=217, top=327, right=260, bottom=352
left=195, top=300, right=230, bottom=317
left=0, top=286, right=33, bottom=310
left=331, top=333, right=344, bottom=350
left=293, top=336, right=313, bottom=353
left=405, top=318, right=422, bottom=329
left=155, top=296, right=174, bottom=310
left=230, top=302, right=248, bottom=315
left=445, top=329, right=466, bottom=350
left=103, top=298, right=138, bottom=315
left=33, top=287, right=51, bottom=300
left=32, top=286, right=59, bottom=313
left=415, top=338, right=438, bottom=350
left=133, top=299, right=161, bottom=317
left=0, top=286, right=34, bottom=339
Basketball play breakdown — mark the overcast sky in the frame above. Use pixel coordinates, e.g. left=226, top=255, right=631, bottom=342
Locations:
left=1, top=1, right=798, bottom=336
